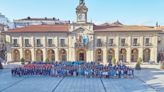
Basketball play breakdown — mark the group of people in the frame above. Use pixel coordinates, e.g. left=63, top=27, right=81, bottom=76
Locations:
left=11, top=61, right=134, bottom=79
left=11, top=64, right=53, bottom=76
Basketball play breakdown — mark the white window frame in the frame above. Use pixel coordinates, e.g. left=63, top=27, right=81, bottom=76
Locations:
left=47, top=37, right=53, bottom=47
left=35, top=37, right=42, bottom=47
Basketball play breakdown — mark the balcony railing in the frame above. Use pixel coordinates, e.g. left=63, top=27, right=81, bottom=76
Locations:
left=133, top=43, right=140, bottom=46
left=145, top=43, right=152, bottom=46
left=97, top=43, right=103, bottom=47
left=121, top=43, right=128, bottom=47
left=59, top=44, right=67, bottom=47
left=47, top=44, right=55, bottom=47
left=75, top=43, right=88, bottom=48
left=24, top=44, right=32, bottom=47
left=13, top=44, right=19, bottom=47
left=36, top=44, right=43, bottom=47
left=108, top=43, right=116, bottom=47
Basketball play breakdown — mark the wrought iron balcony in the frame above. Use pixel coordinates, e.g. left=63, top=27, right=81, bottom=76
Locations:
left=36, top=44, right=43, bottom=47
left=59, top=44, right=67, bottom=47
left=24, top=44, right=32, bottom=47
left=108, top=43, right=116, bottom=47
left=47, top=44, right=55, bottom=47
left=75, top=42, right=88, bottom=48
left=120, top=43, right=128, bottom=47
left=145, top=43, right=152, bottom=46
left=133, top=43, right=140, bottom=46
left=13, top=44, right=19, bottom=47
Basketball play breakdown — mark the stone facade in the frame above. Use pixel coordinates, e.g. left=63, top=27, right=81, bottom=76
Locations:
left=4, top=0, right=161, bottom=64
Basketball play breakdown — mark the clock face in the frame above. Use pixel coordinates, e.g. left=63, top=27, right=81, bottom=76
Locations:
left=78, top=13, right=85, bottom=21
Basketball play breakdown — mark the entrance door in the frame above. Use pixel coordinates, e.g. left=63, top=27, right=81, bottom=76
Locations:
left=76, top=49, right=86, bottom=61
left=79, top=53, right=84, bottom=61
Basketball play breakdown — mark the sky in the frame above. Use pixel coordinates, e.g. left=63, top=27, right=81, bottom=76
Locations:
left=0, top=0, right=164, bottom=26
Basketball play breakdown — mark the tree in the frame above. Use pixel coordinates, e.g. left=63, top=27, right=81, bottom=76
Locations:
left=111, top=56, right=116, bottom=66
left=21, top=58, right=25, bottom=65
left=135, top=57, right=142, bottom=70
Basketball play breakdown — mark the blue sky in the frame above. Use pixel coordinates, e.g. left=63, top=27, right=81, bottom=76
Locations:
left=0, top=0, right=164, bottom=25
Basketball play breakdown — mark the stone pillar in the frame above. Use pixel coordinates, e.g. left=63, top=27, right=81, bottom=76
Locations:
left=7, top=52, right=12, bottom=62
left=127, top=48, right=131, bottom=63
left=150, top=48, right=157, bottom=63
left=138, top=48, right=143, bottom=61
left=31, top=49, right=35, bottom=61
left=55, top=48, right=59, bottom=62
left=43, top=48, right=46, bottom=62
left=20, top=48, right=23, bottom=59
left=115, top=48, right=119, bottom=62
left=103, top=48, right=107, bottom=65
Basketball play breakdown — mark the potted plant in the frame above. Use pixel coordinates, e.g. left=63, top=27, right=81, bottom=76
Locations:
left=21, top=58, right=25, bottom=65
left=135, top=57, right=142, bottom=70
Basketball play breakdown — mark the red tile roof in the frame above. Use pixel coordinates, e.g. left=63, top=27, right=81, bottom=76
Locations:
left=94, top=25, right=161, bottom=32
left=5, top=25, right=69, bottom=33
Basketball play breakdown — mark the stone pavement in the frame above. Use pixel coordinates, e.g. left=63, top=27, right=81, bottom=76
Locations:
left=135, top=69, right=164, bottom=92
left=0, top=68, right=161, bottom=92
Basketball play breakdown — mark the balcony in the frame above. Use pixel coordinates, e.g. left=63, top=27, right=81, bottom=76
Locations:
left=59, top=44, right=67, bottom=47
left=145, top=43, right=152, bottom=46
left=120, top=43, right=128, bottom=47
left=47, top=44, right=55, bottom=47
left=132, top=43, right=140, bottom=46
left=24, top=44, right=32, bottom=47
left=96, top=41, right=107, bottom=47
left=108, top=43, right=116, bottom=47
left=75, top=42, right=88, bottom=48
left=36, top=44, right=43, bottom=47
left=13, top=44, right=19, bottom=47
left=97, top=43, right=103, bottom=47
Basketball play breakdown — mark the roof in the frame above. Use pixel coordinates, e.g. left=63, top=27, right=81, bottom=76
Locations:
left=159, top=26, right=164, bottom=29
left=14, top=17, right=70, bottom=24
left=94, top=25, right=161, bottom=32
left=17, top=17, right=59, bottom=21
left=5, top=25, right=69, bottom=33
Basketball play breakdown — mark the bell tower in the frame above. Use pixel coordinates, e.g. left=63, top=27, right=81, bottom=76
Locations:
left=76, top=0, right=88, bottom=24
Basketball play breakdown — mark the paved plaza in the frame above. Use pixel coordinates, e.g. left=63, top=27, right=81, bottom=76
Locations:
left=0, top=65, right=164, bottom=92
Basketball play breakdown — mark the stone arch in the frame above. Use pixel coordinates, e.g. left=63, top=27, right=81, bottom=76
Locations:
left=95, top=49, right=103, bottom=62
left=12, top=49, right=20, bottom=62
left=47, top=49, right=55, bottom=61
left=107, top=48, right=115, bottom=64
left=143, top=48, right=151, bottom=62
left=59, top=49, right=67, bottom=61
left=76, top=49, right=86, bottom=61
left=131, top=48, right=139, bottom=62
left=119, top=48, right=127, bottom=62
left=35, top=49, right=43, bottom=61
left=24, top=49, right=32, bottom=62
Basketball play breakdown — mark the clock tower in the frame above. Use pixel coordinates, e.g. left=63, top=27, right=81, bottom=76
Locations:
left=76, top=0, right=88, bottom=24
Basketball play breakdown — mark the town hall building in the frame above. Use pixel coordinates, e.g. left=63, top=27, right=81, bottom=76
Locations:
left=5, top=0, right=161, bottom=64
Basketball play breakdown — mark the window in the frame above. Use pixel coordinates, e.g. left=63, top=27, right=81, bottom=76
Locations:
left=133, top=38, right=138, bottom=46
left=121, top=39, right=125, bottom=46
left=97, top=39, right=102, bottom=47
left=48, top=39, right=53, bottom=47
left=145, top=38, right=150, bottom=46
left=36, top=39, right=42, bottom=47
left=13, top=39, right=18, bottom=47
left=25, top=39, right=30, bottom=47
left=60, top=39, right=65, bottom=47
left=109, top=39, right=113, bottom=46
